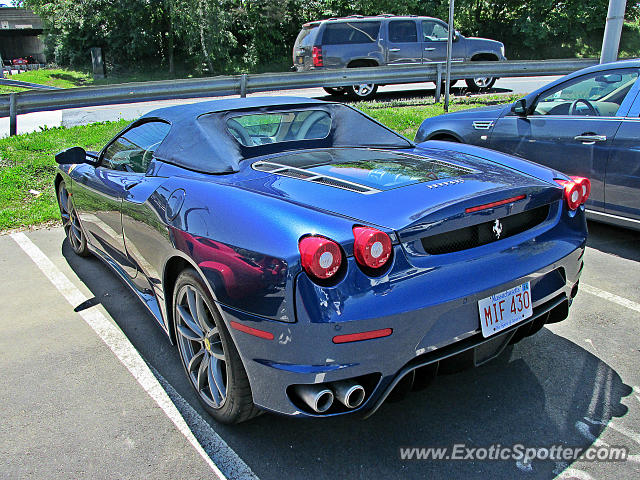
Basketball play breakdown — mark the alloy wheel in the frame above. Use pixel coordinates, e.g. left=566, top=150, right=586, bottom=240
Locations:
left=352, top=84, right=374, bottom=97
left=473, top=77, right=493, bottom=88
left=466, top=76, right=496, bottom=91
left=175, top=283, right=228, bottom=409
left=58, top=184, right=87, bottom=255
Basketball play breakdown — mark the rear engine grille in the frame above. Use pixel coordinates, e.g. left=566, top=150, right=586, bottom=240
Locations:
left=278, top=169, right=315, bottom=179
left=421, top=204, right=550, bottom=255
left=253, top=160, right=381, bottom=194
left=310, top=177, right=371, bottom=192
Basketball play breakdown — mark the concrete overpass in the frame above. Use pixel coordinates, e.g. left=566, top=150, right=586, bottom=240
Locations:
left=0, top=7, right=45, bottom=63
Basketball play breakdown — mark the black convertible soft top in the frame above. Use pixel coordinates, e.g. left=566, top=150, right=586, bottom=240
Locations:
left=141, top=96, right=413, bottom=174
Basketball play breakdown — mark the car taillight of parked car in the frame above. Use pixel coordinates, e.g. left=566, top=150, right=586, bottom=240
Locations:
left=555, top=176, right=591, bottom=210
left=299, top=235, right=342, bottom=280
left=312, top=46, right=323, bottom=67
left=353, top=226, right=392, bottom=271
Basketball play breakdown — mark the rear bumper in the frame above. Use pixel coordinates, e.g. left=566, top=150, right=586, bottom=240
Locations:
left=362, top=291, right=569, bottom=418
left=219, top=226, right=586, bottom=417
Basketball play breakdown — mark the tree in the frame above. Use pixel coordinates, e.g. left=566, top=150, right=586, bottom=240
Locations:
left=23, top=0, right=640, bottom=72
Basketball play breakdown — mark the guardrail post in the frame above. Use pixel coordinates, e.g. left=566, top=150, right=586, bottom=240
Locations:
left=435, top=63, right=442, bottom=103
left=9, top=93, right=17, bottom=136
left=240, top=74, right=247, bottom=98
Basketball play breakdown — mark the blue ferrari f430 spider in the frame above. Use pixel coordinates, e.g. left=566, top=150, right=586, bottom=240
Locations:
left=54, top=97, right=588, bottom=423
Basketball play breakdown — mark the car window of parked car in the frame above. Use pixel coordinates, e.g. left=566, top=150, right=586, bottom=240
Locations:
left=322, top=22, right=381, bottom=44
left=101, top=121, right=171, bottom=173
left=296, top=26, right=317, bottom=48
left=533, top=69, right=639, bottom=117
left=389, top=20, right=418, bottom=43
left=422, top=20, right=448, bottom=41
left=227, top=110, right=332, bottom=147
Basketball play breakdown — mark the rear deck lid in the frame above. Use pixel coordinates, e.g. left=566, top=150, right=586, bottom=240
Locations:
left=242, top=148, right=560, bottom=234
left=253, top=148, right=474, bottom=193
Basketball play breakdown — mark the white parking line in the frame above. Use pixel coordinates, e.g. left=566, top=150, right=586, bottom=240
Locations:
left=11, top=232, right=258, bottom=480
left=581, top=283, right=640, bottom=314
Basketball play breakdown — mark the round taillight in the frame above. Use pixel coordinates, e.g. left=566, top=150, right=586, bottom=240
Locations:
left=299, top=236, right=343, bottom=280
left=565, top=182, right=582, bottom=210
left=570, top=176, right=591, bottom=204
left=353, top=226, right=392, bottom=270
left=555, top=177, right=590, bottom=211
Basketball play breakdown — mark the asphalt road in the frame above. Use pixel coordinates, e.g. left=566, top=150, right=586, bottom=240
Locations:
left=0, top=75, right=560, bottom=137
left=0, top=220, right=638, bottom=480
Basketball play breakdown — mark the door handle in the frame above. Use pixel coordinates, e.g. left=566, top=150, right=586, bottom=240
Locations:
left=424, top=47, right=435, bottom=51
left=124, top=180, right=142, bottom=190
left=389, top=48, right=400, bottom=52
left=574, top=134, right=607, bottom=143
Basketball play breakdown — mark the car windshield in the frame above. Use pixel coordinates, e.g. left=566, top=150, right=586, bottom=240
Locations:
left=227, top=110, right=332, bottom=147
left=540, top=71, right=638, bottom=103
left=533, top=69, right=639, bottom=116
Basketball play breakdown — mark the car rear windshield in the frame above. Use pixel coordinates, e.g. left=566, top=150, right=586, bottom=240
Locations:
left=321, top=21, right=381, bottom=44
left=295, top=26, right=319, bottom=48
left=227, top=110, right=332, bottom=147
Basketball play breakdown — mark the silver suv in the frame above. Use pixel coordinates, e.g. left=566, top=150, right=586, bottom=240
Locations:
left=293, top=15, right=506, bottom=99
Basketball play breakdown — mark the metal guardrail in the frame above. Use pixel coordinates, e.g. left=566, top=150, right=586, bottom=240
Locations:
left=0, top=78, right=61, bottom=90
left=3, top=58, right=598, bottom=135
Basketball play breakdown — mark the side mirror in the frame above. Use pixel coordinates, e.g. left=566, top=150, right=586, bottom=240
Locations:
left=511, top=98, right=528, bottom=117
left=55, top=146, right=93, bottom=165
left=453, top=30, right=460, bottom=42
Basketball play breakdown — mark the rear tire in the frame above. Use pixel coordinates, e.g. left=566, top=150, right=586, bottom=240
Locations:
left=173, top=269, right=260, bottom=424
left=436, top=79, right=458, bottom=90
left=323, top=87, right=346, bottom=96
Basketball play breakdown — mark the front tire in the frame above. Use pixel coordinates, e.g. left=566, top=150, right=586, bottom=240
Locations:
left=173, top=269, right=260, bottom=424
left=58, top=181, right=89, bottom=257
left=346, top=83, right=378, bottom=100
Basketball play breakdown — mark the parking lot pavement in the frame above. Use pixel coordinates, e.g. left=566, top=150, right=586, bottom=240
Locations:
left=0, top=232, right=227, bottom=479
left=1, top=221, right=639, bottom=480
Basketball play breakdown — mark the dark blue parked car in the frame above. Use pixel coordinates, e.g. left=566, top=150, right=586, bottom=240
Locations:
left=415, top=59, right=640, bottom=231
left=55, top=97, right=587, bottom=423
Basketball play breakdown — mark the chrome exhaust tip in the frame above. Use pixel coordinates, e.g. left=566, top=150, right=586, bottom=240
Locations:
left=332, top=380, right=366, bottom=409
left=293, top=384, right=334, bottom=413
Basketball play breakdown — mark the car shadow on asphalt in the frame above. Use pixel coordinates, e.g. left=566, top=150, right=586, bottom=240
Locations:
left=586, top=221, right=640, bottom=262
left=61, top=239, right=633, bottom=480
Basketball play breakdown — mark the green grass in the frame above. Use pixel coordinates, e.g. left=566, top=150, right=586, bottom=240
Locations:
left=0, top=67, right=196, bottom=94
left=357, top=94, right=520, bottom=138
left=0, top=94, right=521, bottom=232
left=0, top=120, right=128, bottom=231
left=0, top=68, right=94, bottom=94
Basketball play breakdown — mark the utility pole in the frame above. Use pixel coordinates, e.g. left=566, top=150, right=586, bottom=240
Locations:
left=444, top=0, right=455, bottom=112
left=601, top=0, right=627, bottom=64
